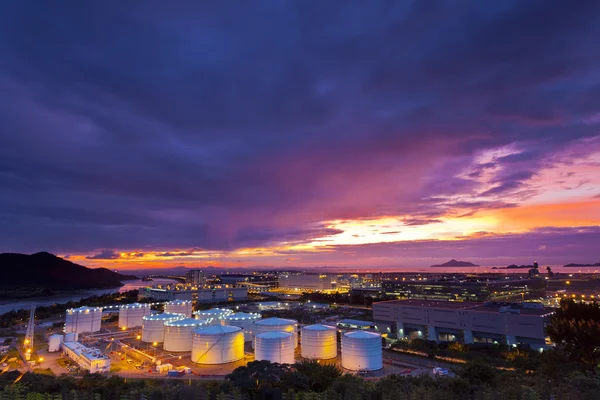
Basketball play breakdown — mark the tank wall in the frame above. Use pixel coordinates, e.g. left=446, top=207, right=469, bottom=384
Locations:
left=255, top=334, right=295, bottom=364
left=142, top=319, right=168, bottom=343
left=301, top=328, right=337, bottom=360
left=165, top=302, right=193, bottom=318
left=118, top=305, right=152, bottom=328
left=163, top=325, right=195, bottom=352
left=341, top=334, right=382, bottom=371
left=65, top=309, right=102, bottom=334
left=191, top=331, right=245, bottom=364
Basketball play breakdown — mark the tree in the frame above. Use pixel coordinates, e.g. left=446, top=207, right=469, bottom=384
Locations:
left=293, top=361, right=341, bottom=392
left=546, top=300, right=600, bottom=368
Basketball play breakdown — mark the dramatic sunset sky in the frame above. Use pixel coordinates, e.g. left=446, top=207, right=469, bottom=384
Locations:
left=1, top=2, right=599, bottom=270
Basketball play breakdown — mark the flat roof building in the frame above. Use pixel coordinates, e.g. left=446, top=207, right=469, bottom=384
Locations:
left=373, top=300, right=554, bottom=351
left=382, top=278, right=545, bottom=302
left=62, top=341, right=111, bottom=373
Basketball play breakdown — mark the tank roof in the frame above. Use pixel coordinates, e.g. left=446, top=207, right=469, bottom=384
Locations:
left=303, top=324, right=336, bottom=331
left=165, top=318, right=208, bottom=327
left=166, top=299, right=192, bottom=304
left=119, top=303, right=150, bottom=309
left=257, top=331, right=294, bottom=339
left=194, top=308, right=232, bottom=315
left=255, top=317, right=297, bottom=325
left=67, top=306, right=102, bottom=313
left=344, top=330, right=381, bottom=339
left=222, top=312, right=261, bottom=320
left=143, top=313, right=185, bottom=320
left=193, top=325, right=242, bottom=335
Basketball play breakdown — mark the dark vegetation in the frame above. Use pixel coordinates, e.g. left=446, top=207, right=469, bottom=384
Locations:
left=0, top=290, right=142, bottom=328
left=0, top=252, right=137, bottom=297
left=2, top=358, right=600, bottom=400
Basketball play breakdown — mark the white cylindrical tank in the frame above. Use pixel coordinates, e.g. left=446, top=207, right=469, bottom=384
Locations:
left=191, top=325, right=245, bottom=364
left=163, top=318, right=210, bottom=352
left=255, top=331, right=295, bottom=364
left=118, top=303, right=153, bottom=329
left=221, top=312, right=261, bottom=342
left=253, top=317, right=298, bottom=348
left=341, top=331, right=382, bottom=371
left=48, top=334, right=63, bottom=352
left=65, top=306, right=102, bottom=333
left=142, top=313, right=185, bottom=343
left=164, top=300, right=193, bottom=318
left=193, top=308, right=233, bottom=325
left=301, top=324, right=337, bottom=360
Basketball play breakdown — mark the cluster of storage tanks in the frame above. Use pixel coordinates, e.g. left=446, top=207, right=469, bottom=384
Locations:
left=68, top=300, right=382, bottom=371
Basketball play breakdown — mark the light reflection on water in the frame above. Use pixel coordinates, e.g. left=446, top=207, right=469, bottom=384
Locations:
left=0, top=278, right=176, bottom=315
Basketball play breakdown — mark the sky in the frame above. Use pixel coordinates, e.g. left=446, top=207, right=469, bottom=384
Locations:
left=0, top=1, right=599, bottom=270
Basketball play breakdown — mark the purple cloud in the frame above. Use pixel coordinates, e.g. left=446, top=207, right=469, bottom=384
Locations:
left=0, top=1, right=599, bottom=261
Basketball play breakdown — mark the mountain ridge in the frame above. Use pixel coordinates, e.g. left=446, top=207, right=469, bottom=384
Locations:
left=0, top=252, right=137, bottom=291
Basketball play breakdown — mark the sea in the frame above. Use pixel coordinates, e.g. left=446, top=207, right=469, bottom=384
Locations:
left=0, top=278, right=177, bottom=315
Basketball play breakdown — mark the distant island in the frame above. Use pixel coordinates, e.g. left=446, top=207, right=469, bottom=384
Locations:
left=430, top=259, right=479, bottom=268
left=564, top=263, right=600, bottom=268
left=0, top=252, right=137, bottom=299
left=493, top=264, right=535, bottom=270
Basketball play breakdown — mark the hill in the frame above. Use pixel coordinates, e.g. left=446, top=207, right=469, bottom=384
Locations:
left=0, top=252, right=137, bottom=291
left=430, top=259, right=479, bottom=268
left=564, top=263, right=600, bottom=268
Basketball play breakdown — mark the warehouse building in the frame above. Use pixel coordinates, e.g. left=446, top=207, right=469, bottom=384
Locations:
left=382, top=278, right=545, bottom=302
left=373, top=300, right=553, bottom=351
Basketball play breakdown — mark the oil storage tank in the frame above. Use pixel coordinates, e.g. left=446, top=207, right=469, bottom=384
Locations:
left=118, top=303, right=153, bottom=329
left=191, top=325, right=245, bottom=364
left=142, top=313, right=185, bottom=343
left=164, top=300, right=193, bottom=318
left=341, top=331, right=382, bottom=371
left=65, top=306, right=102, bottom=333
left=301, top=324, right=337, bottom=360
left=48, top=334, right=63, bottom=352
left=164, top=318, right=210, bottom=352
left=255, top=331, right=295, bottom=364
left=193, top=308, right=233, bottom=324
left=221, top=312, right=261, bottom=341
left=253, top=317, right=298, bottom=348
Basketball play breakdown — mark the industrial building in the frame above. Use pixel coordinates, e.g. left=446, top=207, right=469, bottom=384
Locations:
left=62, top=341, right=111, bottom=373
left=278, top=273, right=334, bottom=292
left=382, top=278, right=546, bottom=302
left=373, top=300, right=554, bottom=350
left=139, top=286, right=248, bottom=303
